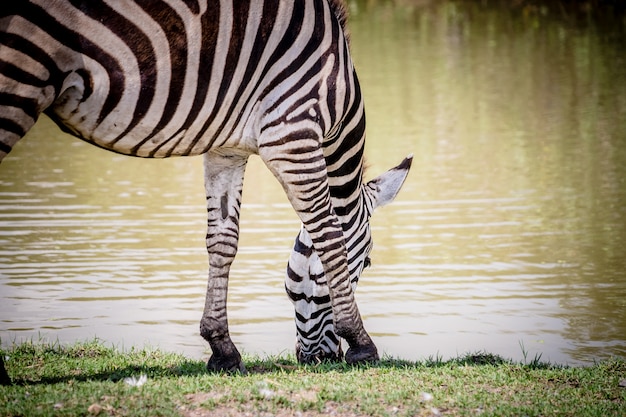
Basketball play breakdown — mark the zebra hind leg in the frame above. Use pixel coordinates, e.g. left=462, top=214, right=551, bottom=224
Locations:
left=200, top=150, right=249, bottom=373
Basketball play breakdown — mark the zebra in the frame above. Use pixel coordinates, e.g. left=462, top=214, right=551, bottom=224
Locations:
left=0, top=0, right=412, bottom=382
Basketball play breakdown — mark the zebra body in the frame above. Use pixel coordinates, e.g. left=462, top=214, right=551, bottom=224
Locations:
left=2, top=0, right=337, bottom=157
left=0, top=0, right=411, bottom=380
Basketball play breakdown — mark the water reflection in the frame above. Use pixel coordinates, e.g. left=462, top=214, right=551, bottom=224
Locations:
left=1, top=1, right=625, bottom=365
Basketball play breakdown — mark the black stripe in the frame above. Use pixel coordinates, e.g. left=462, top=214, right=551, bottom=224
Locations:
left=175, top=2, right=221, bottom=154
left=135, top=0, right=190, bottom=156
left=0, top=32, right=65, bottom=98
left=324, top=88, right=364, bottom=168
left=324, top=329, right=340, bottom=344
left=286, top=286, right=330, bottom=305
left=0, top=59, right=48, bottom=88
left=341, top=200, right=366, bottom=232
left=295, top=305, right=332, bottom=323
left=261, top=63, right=323, bottom=127
left=193, top=0, right=252, bottom=151
left=204, top=1, right=282, bottom=151
left=293, top=235, right=313, bottom=256
left=181, top=0, right=200, bottom=14
left=0, top=93, right=40, bottom=121
left=296, top=311, right=332, bottom=338
left=0, top=118, right=26, bottom=137
left=322, top=2, right=343, bottom=125
left=258, top=0, right=324, bottom=119
left=0, top=139, right=13, bottom=154
left=67, top=0, right=157, bottom=148
left=11, top=1, right=125, bottom=129
left=287, top=264, right=304, bottom=283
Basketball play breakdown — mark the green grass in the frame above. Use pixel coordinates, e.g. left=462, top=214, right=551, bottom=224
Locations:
left=1, top=340, right=624, bottom=416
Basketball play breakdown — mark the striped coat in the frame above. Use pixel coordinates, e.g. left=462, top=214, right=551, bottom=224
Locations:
left=0, top=0, right=411, bottom=380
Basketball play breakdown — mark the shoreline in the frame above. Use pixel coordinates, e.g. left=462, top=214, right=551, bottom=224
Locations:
left=2, top=340, right=624, bottom=416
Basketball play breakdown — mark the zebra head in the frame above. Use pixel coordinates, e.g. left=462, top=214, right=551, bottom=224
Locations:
left=285, top=156, right=412, bottom=363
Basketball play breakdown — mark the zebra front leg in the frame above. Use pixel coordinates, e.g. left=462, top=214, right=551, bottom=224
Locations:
left=259, top=140, right=379, bottom=364
left=200, top=150, right=248, bottom=373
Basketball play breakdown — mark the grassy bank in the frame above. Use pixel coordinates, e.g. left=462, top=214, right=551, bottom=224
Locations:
left=1, top=341, right=624, bottom=417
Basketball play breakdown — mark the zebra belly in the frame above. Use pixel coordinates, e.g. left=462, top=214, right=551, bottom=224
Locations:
left=45, top=63, right=262, bottom=159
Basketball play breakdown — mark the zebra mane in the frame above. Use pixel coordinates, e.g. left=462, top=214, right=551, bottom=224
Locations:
left=329, top=0, right=349, bottom=41
left=329, top=0, right=348, bottom=29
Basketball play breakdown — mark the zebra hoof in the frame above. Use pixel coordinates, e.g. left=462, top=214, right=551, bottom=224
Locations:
left=345, top=343, right=379, bottom=365
left=206, top=353, right=247, bottom=374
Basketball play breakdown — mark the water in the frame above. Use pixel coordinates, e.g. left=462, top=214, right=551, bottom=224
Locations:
left=1, top=1, right=625, bottom=365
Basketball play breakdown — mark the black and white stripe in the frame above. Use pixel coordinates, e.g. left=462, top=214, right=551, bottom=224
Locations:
left=286, top=155, right=413, bottom=363
left=0, top=0, right=411, bottom=379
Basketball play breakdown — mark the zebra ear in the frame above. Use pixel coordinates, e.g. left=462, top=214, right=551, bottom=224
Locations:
left=365, top=155, right=413, bottom=210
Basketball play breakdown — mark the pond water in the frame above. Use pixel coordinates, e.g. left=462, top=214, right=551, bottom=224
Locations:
left=1, top=1, right=625, bottom=365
